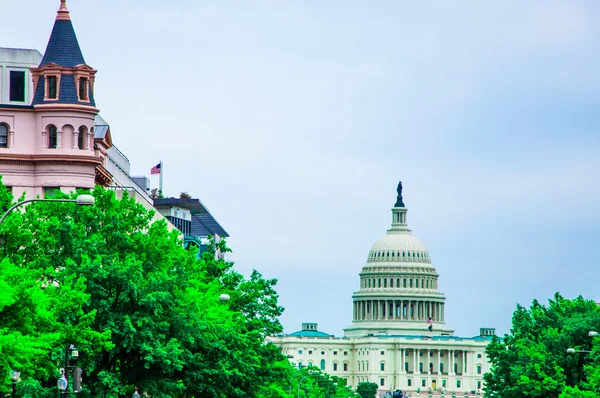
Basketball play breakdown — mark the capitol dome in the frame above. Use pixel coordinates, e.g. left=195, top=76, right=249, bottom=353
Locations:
left=367, top=232, right=431, bottom=264
left=344, top=181, right=453, bottom=338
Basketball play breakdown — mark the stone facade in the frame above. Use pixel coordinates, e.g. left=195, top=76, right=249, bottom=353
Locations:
left=269, top=186, right=494, bottom=396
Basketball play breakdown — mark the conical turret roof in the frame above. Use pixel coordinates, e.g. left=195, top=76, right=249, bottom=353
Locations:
left=40, top=1, right=85, bottom=67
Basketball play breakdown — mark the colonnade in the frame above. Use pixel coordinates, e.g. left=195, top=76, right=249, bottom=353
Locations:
left=353, top=299, right=444, bottom=322
left=396, top=348, right=469, bottom=376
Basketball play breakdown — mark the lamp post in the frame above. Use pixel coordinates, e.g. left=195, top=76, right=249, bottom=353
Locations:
left=8, top=370, right=20, bottom=398
left=0, top=194, right=95, bottom=226
left=566, top=331, right=599, bottom=355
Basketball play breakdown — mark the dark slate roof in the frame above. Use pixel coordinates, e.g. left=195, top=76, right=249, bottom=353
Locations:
left=288, top=330, right=333, bottom=338
left=32, top=75, right=96, bottom=106
left=153, top=198, right=230, bottom=238
left=40, top=19, right=85, bottom=67
left=94, top=114, right=109, bottom=139
left=192, top=213, right=229, bottom=238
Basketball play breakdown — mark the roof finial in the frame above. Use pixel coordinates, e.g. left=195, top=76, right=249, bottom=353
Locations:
left=57, top=0, right=70, bottom=20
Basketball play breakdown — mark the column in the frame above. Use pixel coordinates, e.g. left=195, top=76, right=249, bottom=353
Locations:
left=399, top=300, right=403, bottom=320
left=413, top=349, right=418, bottom=374
left=73, top=131, right=79, bottom=149
left=9, top=130, right=14, bottom=148
left=57, top=130, right=62, bottom=148
left=462, top=351, right=466, bottom=375
left=450, top=350, right=455, bottom=375
left=442, top=303, right=445, bottom=322
left=427, top=350, right=431, bottom=374
left=437, top=350, right=441, bottom=374
left=41, top=131, right=48, bottom=148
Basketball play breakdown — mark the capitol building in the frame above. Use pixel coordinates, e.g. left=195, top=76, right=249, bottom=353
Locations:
left=269, top=183, right=494, bottom=395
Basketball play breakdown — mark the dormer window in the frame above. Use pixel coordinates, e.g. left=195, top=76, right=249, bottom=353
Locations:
left=48, top=126, right=58, bottom=149
left=79, top=77, right=89, bottom=101
left=48, top=76, right=58, bottom=99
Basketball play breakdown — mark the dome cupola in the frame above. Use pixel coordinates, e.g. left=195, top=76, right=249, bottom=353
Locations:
left=344, top=182, right=454, bottom=337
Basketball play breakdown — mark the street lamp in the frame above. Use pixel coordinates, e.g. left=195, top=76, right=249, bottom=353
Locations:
left=219, top=293, right=231, bottom=302
left=589, top=331, right=598, bottom=337
left=9, top=370, right=20, bottom=398
left=0, top=194, right=95, bottom=226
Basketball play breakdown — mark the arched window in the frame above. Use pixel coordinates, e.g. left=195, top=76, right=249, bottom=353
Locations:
left=384, top=279, right=387, bottom=288
left=368, top=279, right=371, bottom=288
left=0, top=124, right=8, bottom=148
left=397, top=278, right=400, bottom=287
left=390, top=279, right=394, bottom=288
left=409, top=279, right=413, bottom=288
left=320, top=359, right=325, bottom=371
left=403, top=279, right=407, bottom=288
left=48, top=125, right=57, bottom=149
left=378, top=279, right=381, bottom=288
left=78, top=126, right=85, bottom=149
left=416, top=279, right=419, bottom=288
left=426, top=280, right=429, bottom=289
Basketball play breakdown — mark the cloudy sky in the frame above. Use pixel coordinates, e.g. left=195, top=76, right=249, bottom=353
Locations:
left=4, top=0, right=599, bottom=337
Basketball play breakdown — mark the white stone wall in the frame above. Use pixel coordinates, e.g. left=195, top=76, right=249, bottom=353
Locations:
left=270, top=335, right=490, bottom=394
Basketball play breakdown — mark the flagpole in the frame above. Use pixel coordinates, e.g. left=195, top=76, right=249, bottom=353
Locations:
left=159, top=160, right=163, bottom=195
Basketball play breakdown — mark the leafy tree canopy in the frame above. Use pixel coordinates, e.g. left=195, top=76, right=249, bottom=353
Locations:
left=356, top=381, right=378, bottom=398
left=0, top=182, right=289, bottom=397
left=485, top=293, right=600, bottom=398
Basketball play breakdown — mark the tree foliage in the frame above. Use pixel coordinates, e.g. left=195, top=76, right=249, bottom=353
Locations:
left=0, top=183, right=290, bottom=397
left=484, top=293, right=600, bottom=397
left=356, top=382, right=378, bottom=398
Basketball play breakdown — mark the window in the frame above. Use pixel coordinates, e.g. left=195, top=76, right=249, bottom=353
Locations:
left=421, top=379, right=426, bottom=387
left=308, top=350, right=312, bottom=354
left=442, top=379, right=447, bottom=388
left=298, top=362, right=303, bottom=368
left=79, top=77, right=88, bottom=100
left=384, top=279, right=387, bottom=287
left=440, top=363, right=444, bottom=373
left=380, top=363, right=385, bottom=371
left=454, top=363, right=458, bottom=373
left=343, top=363, right=348, bottom=371
left=380, top=378, right=385, bottom=387
left=78, top=127, right=85, bottom=149
left=308, top=362, right=312, bottom=367
left=407, top=379, right=412, bottom=387
left=381, top=351, right=385, bottom=355
left=333, top=363, right=338, bottom=371
left=477, top=365, right=482, bottom=374
left=0, top=124, right=7, bottom=148
left=321, top=351, right=325, bottom=355
left=298, top=349, right=302, bottom=354
left=410, top=279, right=413, bottom=288
left=378, top=279, right=381, bottom=288
left=44, top=187, right=60, bottom=198
left=477, top=380, right=481, bottom=389
left=333, top=351, right=337, bottom=355
left=9, top=71, right=25, bottom=102
left=320, top=359, right=325, bottom=371
left=48, top=126, right=58, bottom=148
left=48, top=76, right=58, bottom=99
left=344, top=351, right=348, bottom=356
left=419, top=352, right=423, bottom=356
left=419, top=362, right=423, bottom=372
left=440, top=353, right=444, bottom=357
left=416, top=279, right=419, bottom=288
left=456, top=380, right=461, bottom=388
left=404, top=362, right=409, bottom=372
left=477, top=353, right=482, bottom=358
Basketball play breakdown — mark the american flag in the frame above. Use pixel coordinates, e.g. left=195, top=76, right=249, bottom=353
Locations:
left=150, top=162, right=161, bottom=174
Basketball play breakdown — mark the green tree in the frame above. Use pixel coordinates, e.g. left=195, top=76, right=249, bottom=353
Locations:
left=484, top=293, right=600, bottom=397
left=356, top=381, right=378, bottom=398
left=0, top=186, right=290, bottom=397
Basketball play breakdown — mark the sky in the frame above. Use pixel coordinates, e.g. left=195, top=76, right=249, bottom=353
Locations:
left=3, top=0, right=599, bottom=337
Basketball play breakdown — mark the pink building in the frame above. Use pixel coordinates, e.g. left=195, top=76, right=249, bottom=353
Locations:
left=0, top=0, right=112, bottom=199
